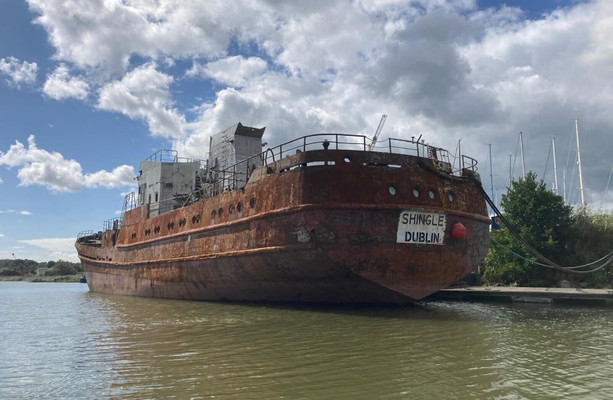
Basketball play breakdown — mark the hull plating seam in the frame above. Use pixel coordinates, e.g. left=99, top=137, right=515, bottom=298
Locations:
left=80, top=243, right=318, bottom=267
left=114, top=202, right=490, bottom=250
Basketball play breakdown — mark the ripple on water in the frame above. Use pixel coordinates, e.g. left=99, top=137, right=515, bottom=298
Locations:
left=1, top=282, right=613, bottom=399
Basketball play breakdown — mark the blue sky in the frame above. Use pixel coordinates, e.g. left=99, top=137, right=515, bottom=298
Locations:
left=0, top=0, right=611, bottom=262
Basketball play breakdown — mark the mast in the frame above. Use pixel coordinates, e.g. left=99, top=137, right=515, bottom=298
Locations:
left=457, top=139, right=462, bottom=170
left=519, top=131, right=526, bottom=178
left=488, top=144, right=496, bottom=207
left=508, top=154, right=512, bottom=186
left=575, top=118, right=586, bottom=206
left=552, top=137, right=559, bottom=194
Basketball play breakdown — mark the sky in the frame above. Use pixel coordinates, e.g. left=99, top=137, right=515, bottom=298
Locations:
left=0, top=0, right=611, bottom=263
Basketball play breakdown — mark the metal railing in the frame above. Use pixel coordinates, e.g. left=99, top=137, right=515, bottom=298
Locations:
left=145, top=149, right=202, bottom=164
left=99, top=133, right=480, bottom=228
left=103, top=217, right=122, bottom=231
left=77, top=230, right=94, bottom=239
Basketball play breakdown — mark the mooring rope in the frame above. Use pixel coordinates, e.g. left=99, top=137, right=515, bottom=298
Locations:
left=414, top=160, right=612, bottom=274
left=489, top=237, right=613, bottom=273
left=470, top=177, right=613, bottom=274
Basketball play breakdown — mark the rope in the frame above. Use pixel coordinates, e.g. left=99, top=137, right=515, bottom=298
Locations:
left=490, top=237, right=613, bottom=273
left=471, top=177, right=613, bottom=274
left=414, top=160, right=612, bottom=274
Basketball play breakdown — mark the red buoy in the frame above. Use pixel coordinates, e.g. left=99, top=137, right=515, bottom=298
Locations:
left=451, top=222, right=467, bottom=239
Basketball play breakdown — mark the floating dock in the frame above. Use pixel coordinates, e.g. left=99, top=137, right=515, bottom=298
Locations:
left=427, top=286, right=613, bottom=305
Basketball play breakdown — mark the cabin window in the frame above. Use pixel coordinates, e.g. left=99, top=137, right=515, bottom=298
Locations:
left=388, top=186, right=397, bottom=196
left=148, top=194, right=152, bottom=204
left=448, top=193, right=455, bottom=202
left=413, top=188, right=420, bottom=198
left=229, top=205, right=235, bottom=214
left=211, top=210, right=216, bottom=219
left=218, top=208, right=224, bottom=217
left=250, top=198, right=256, bottom=209
left=428, top=190, right=435, bottom=199
left=237, top=202, right=243, bottom=213
left=155, top=192, right=159, bottom=202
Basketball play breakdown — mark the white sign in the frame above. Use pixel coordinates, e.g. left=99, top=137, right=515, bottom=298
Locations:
left=396, top=210, right=447, bottom=245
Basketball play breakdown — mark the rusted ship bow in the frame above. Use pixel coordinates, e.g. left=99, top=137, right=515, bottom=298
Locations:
left=76, top=123, right=490, bottom=303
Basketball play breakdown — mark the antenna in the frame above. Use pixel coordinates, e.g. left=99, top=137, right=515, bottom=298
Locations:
left=368, top=114, right=387, bottom=151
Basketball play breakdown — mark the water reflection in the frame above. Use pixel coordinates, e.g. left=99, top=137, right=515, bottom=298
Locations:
left=1, top=282, right=612, bottom=399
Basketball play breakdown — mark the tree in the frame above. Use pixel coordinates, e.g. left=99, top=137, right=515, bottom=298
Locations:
left=563, top=209, right=613, bottom=287
left=45, top=260, right=83, bottom=276
left=482, top=172, right=575, bottom=286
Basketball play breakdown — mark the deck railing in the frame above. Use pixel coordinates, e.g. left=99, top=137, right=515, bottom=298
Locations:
left=108, top=133, right=479, bottom=226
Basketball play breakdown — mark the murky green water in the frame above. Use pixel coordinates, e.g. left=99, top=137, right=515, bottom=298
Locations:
left=1, top=282, right=612, bottom=399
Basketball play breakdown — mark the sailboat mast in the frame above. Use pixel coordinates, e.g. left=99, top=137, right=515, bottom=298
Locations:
left=458, top=139, right=462, bottom=170
left=552, top=137, right=559, bottom=194
left=575, top=118, right=586, bottom=206
left=488, top=144, right=495, bottom=207
left=508, top=154, right=512, bottom=186
left=519, top=131, right=526, bottom=178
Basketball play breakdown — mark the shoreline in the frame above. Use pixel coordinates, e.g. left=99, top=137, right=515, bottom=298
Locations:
left=0, top=274, right=84, bottom=283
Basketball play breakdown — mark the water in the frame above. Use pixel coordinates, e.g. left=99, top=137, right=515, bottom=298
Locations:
left=1, top=282, right=612, bottom=399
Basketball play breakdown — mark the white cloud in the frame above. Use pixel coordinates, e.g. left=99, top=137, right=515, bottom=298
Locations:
left=42, top=64, right=89, bottom=100
left=0, top=209, right=32, bottom=215
left=188, top=56, right=268, bottom=87
left=0, top=135, right=135, bottom=192
left=97, top=63, right=187, bottom=139
left=18, top=238, right=79, bottom=262
left=17, top=0, right=613, bottom=210
left=0, top=56, right=38, bottom=87
left=0, top=233, right=5, bottom=237
left=27, top=0, right=259, bottom=74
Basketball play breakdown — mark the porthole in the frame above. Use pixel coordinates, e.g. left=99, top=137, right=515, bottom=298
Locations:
left=237, top=202, right=243, bottom=212
left=388, top=185, right=397, bottom=196
left=428, top=190, right=435, bottom=199
left=413, top=188, right=420, bottom=198
left=344, top=155, right=352, bottom=163
left=211, top=210, right=216, bottom=219
left=218, top=207, right=223, bottom=217
left=448, top=193, right=455, bottom=202
left=250, top=198, right=256, bottom=209
left=229, top=205, right=235, bottom=214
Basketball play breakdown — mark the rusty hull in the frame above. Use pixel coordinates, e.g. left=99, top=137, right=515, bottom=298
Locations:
left=76, top=149, right=490, bottom=303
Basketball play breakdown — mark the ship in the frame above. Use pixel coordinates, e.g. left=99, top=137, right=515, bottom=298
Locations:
left=75, top=123, right=490, bottom=304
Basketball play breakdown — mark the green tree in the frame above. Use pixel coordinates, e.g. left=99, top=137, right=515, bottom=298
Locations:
left=562, top=210, right=613, bottom=287
left=482, top=172, right=575, bottom=286
left=45, top=260, right=83, bottom=276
